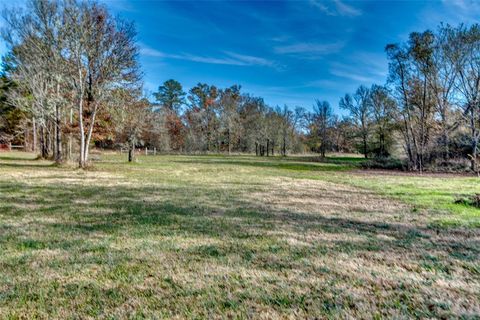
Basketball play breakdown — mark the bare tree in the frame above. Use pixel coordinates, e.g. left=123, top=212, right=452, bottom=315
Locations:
left=63, top=0, right=140, bottom=167
left=339, top=85, right=372, bottom=158
left=313, top=100, right=333, bottom=158
left=386, top=32, right=436, bottom=172
left=428, top=25, right=459, bottom=160
left=2, top=0, right=65, bottom=161
left=446, top=24, right=480, bottom=171
left=218, top=85, right=241, bottom=154
left=369, top=84, right=397, bottom=157
left=110, top=88, right=148, bottom=162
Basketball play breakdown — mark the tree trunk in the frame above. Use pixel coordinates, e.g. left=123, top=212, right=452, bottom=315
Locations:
left=266, top=139, right=270, bottom=157
left=46, top=123, right=52, bottom=156
left=228, top=128, right=231, bottom=155
left=68, top=107, right=73, bottom=161
left=24, top=127, right=29, bottom=151
left=471, top=120, right=478, bottom=172
left=128, top=144, right=135, bottom=162
left=363, top=134, right=368, bottom=159
left=84, top=114, right=96, bottom=165
left=32, top=117, right=37, bottom=153
left=55, top=104, right=62, bottom=163
left=39, top=124, right=48, bottom=159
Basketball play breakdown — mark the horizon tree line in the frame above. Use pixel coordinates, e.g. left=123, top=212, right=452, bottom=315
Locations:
left=0, top=0, right=479, bottom=172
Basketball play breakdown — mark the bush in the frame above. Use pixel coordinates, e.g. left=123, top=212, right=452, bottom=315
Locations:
left=360, top=157, right=406, bottom=170
left=427, top=158, right=472, bottom=173
left=454, top=194, right=480, bottom=208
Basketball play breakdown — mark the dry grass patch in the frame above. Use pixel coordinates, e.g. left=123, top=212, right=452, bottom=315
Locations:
left=0, top=153, right=478, bottom=318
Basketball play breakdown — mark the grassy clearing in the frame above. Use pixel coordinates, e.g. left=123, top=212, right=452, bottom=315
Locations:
left=0, top=152, right=479, bottom=318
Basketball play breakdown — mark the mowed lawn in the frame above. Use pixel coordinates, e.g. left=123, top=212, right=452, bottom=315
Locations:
left=0, top=152, right=479, bottom=319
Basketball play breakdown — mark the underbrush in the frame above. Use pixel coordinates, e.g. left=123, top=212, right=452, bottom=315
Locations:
left=360, top=157, right=406, bottom=170
left=455, top=194, right=480, bottom=208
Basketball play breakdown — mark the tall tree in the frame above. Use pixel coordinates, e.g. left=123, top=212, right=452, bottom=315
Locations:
left=313, top=100, right=333, bottom=158
left=446, top=24, right=480, bottom=171
left=186, top=83, right=218, bottom=152
left=2, top=0, right=65, bottom=160
left=63, top=0, right=140, bottom=167
left=369, top=84, right=397, bottom=157
left=218, top=85, right=241, bottom=154
left=110, top=88, right=148, bottom=162
left=386, top=31, right=437, bottom=171
left=429, top=25, right=459, bottom=160
left=154, top=79, right=186, bottom=151
left=154, top=79, right=186, bottom=113
left=339, top=85, right=372, bottom=158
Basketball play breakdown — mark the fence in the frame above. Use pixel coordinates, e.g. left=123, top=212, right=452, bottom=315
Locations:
left=11, top=145, right=25, bottom=150
left=119, top=147, right=157, bottom=156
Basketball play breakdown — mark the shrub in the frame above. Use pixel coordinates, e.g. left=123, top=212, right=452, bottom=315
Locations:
left=454, top=194, right=480, bottom=208
left=360, top=157, right=406, bottom=170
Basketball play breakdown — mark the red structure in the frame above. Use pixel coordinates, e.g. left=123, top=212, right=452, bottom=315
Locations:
left=0, top=143, right=11, bottom=151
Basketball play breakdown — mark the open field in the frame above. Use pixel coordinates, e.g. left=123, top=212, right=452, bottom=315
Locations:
left=0, top=152, right=479, bottom=318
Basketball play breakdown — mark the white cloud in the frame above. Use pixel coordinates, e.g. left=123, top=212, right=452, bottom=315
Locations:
left=101, top=0, right=136, bottom=12
left=274, top=42, right=345, bottom=55
left=223, top=51, right=275, bottom=67
left=334, top=0, right=362, bottom=17
left=139, top=44, right=275, bottom=68
left=305, top=79, right=341, bottom=89
left=330, top=68, right=376, bottom=83
left=310, top=0, right=336, bottom=15
left=139, top=46, right=165, bottom=58
left=310, top=0, right=362, bottom=17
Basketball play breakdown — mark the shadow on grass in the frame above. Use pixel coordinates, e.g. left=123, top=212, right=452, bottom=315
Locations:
left=173, top=158, right=352, bottom=172
left=1, top=178, right=479, bottom=318
left=1, top=180, right=477, bottom=262
left=0, top=162, right=55, bottom=169
left=0, top=152, right=39, bottom=161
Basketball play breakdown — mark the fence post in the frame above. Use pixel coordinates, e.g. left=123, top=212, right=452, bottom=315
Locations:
left=145, top=147, right=148, bottom=155
left=154, top=147, right=156, bottom=155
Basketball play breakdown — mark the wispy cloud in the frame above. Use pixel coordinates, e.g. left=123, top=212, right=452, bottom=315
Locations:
left=305, top=79, right=342, bottom=89
left=329, top=57, right=387, bottom=85
left=139, top=46, right=165, bottom=58
left=274, top=42, right=345, bottom=56
left=334, top=0, right=362, bottom=17
left=223, top=51, right=275, bottom=67
left=310, top=0, right=336, bottom=16
left=102, top=0, right=136, bottom=12
left=330, top=68, right=376, bottom=83
left=437, top=0, right=480, bottom=24
left=140, top=44, right=276, bottom=68
left=310, top=0, right=362, bottom=17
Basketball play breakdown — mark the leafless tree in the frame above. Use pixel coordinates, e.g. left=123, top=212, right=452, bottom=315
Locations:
left=446, top=24, right=480, bottom=171
left=62, top=0, right=140, bottom=167
left=339, top=85, right=372, bottom=158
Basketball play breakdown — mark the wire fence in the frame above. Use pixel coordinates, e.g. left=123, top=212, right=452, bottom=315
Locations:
left=119, top=147, right=157, bottom=156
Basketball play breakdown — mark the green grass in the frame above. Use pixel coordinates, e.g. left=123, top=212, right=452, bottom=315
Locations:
left=0, top=151, right=479, bottom=318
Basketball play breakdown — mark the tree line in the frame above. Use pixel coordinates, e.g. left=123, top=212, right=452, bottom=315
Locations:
left=0, top=0, right=479, bottom=172
left=0, top=0, right=140, bottom=167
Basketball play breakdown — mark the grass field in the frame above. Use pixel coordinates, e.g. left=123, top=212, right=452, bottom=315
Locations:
left=0, top=151, right=479, bottom=318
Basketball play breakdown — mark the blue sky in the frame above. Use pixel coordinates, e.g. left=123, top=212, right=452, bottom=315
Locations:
left=2, top=0, right=480, bottom=111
